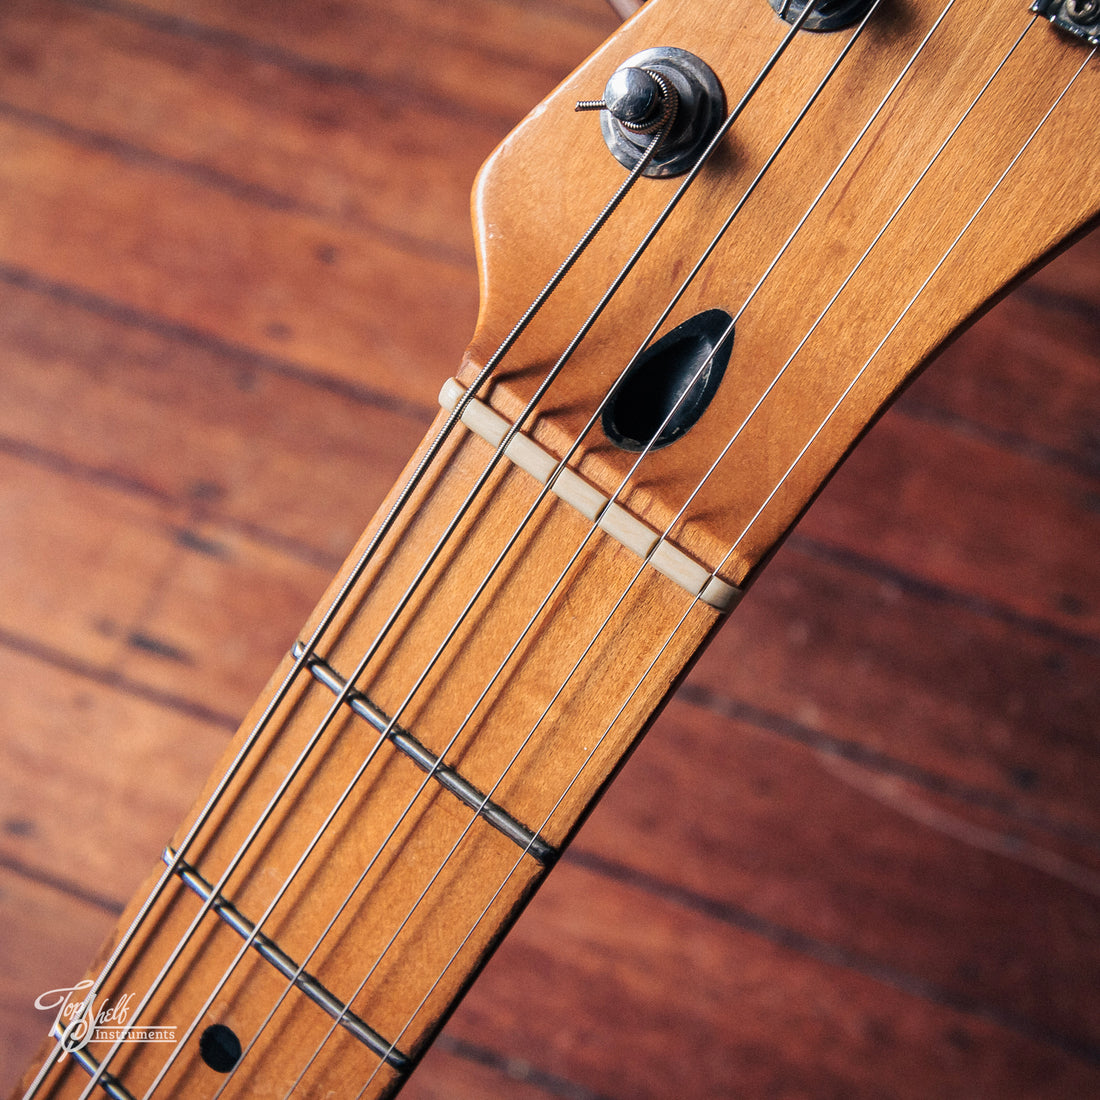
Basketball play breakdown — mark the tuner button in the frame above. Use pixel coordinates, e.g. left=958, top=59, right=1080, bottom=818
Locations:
left=580, top=47, right=725, bottom=179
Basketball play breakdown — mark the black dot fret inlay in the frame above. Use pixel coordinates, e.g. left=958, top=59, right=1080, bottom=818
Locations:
left=199, top=1023, right=242, bottom=1073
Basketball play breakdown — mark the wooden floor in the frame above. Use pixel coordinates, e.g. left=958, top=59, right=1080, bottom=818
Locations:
left=1, top=1, right=1098, bottom=1097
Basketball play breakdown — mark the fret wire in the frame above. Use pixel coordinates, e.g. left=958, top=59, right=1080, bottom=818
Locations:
left=21, top=0, right=873, bottom=1078
left=286, top=7, right=1054, bottom=1090
left=35, top=7, right=1077, bottom=1099
left=115, top=136, right=674, bottom=1100
left=23, top=30, right=683, bottom=1100
left=217, top=6, right=923, bottom=1094
left=48, top=47, right=683, bottom=1100
left=350, top=51, right=1094, bottom=1098
left=236, top=0, right=1024, bottom=1089
left=57, top=13, right=829, bottom=1098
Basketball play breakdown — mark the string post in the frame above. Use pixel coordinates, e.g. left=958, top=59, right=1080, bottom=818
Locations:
left=577, top=47, right=726, bottom=178
left=575, top=67, right=676, bottom=139
left=768, top=0, right=879, bottom=32
left=1065, top=0, right=1100, bottom=21
left=1033, top=0, right=1100, bottom=43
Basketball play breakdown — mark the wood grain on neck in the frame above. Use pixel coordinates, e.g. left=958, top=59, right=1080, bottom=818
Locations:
left=22, top=413, right=721, bottom=1097
left=468, top=0, right=1098, bottom=588
left=17, top=0, right=1099, bottom=1095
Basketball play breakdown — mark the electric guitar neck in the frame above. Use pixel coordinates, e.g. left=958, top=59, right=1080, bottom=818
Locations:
left=18, top=0, right=1099, bottom=1096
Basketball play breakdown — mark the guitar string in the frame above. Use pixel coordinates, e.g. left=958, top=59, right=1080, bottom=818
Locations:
left=351, top=42, right=1093, bottom=1098
left=322, top=14, right=1056, bottom=1092
left=109, top=6, right=1082, bottom=1091
left=127, top=118, right=687, bottom=1100
left=164, top=0, right=1023, bottom=1089
left=136, top=7, right=832, bottom=1094
left=64, top=0, right=1060, bottom=1091
left=21, top=55, right=678, bottom=1100
left=75, top=112, right=677, bottom=1097
left=58, top=11, right=822, bottom=1099
left=285, top=3, right=1038, bottom=1091
left=232, top=7, right=910, bottom=1094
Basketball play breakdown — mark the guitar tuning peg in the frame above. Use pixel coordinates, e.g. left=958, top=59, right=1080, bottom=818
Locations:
left=576, top=66, right=674, bottom=135
left=574, top=47, right=726, bottom=179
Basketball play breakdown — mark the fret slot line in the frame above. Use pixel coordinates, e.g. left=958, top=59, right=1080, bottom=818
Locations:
left=293, top=643, right=557, bottom=867
left=162, top=848, right=411, bottom=1073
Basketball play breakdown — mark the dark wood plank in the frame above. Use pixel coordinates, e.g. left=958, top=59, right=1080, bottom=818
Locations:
left=910, top=286, right=1100, bottom=474
left=0, top=278, right=428, bottom=560
left=693, top=544, right=1100, bottom=840
left=443, top=862, right=1100, bottom=1099
left=580, top=699, right=1100, bottom=1054
left=1, top=1, right=1097, bottom=1097
left=0, top=874, right=121, bottom=1092
left=1028, top=227, right=1100, bottom=301
left=0, top=113, right=477, bottom=409
left=797, top=410, right=1100, bottom=637
left=0, top=644, right=231, bottom=900
left=123, top=0, right=620, bottom=120
left=0, top=0, right=501, bottom=261
left=0, top=451, right=330, bottom=714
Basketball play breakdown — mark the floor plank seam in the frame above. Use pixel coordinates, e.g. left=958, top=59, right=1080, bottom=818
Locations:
left=0, top=97, right=475, bottom=270
left=675, top=682, right=1100, bottom=853
left=0, top=624, right=239, bottom=731
left=0, top=261, right=436, bottom=423
left=0, top=850, right=125, bottom=916
left=436, top=1035, right=615, bottom=1100
left=0, top=434, right=347, bottom=572
left=788, top=533, right=1100, bottom=652
left=1019, top=282, right=1100, bottom=327
left=564, top=847, right=1100, bottom=1067
left=897, top=397, right=1100, bottom=480
left=0, top=433, right=174, bottom=508
left=65, top=0, right=542, bottom=131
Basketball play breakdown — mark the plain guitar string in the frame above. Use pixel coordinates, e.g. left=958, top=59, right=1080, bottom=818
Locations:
left=50, top=3, right=1072, bottom=1095
left=22, top=29, right=683, bottom=1100
left=24, top=47, right=678, bottom=1100
left=58, top=4, right=1038, bottom=1095
left=350, top=42, right=1092, bottom=1100
left=205, top=4, right=897, bottom=1093
left=40, top=8, right=822, bottom=1099
left=317, top=19, right=1088, bottom=1084
left=308, top=16, right=1071, bottom=1096
left=42, top=4, right=1064, bottom=1095
left=265, top=9, right=1043, bottom=1098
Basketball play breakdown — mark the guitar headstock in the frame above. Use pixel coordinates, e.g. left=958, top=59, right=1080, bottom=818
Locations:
left=462, top=0, right=1098, bottom=588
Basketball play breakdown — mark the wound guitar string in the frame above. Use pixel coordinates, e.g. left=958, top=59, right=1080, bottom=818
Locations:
left=220, top=7, right=900, bottom=1090
left=244, top=3, right=1053, bottom=1094
left=37, top=2, right=1094, bottom=1096
left=353, top=33, right=1092, bottom=1100
left=35, top=5, right=824, bottom=1098
left=332, top=14, right=1085, bottom=1095
left=26, top=45, right=680, bottom=1100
